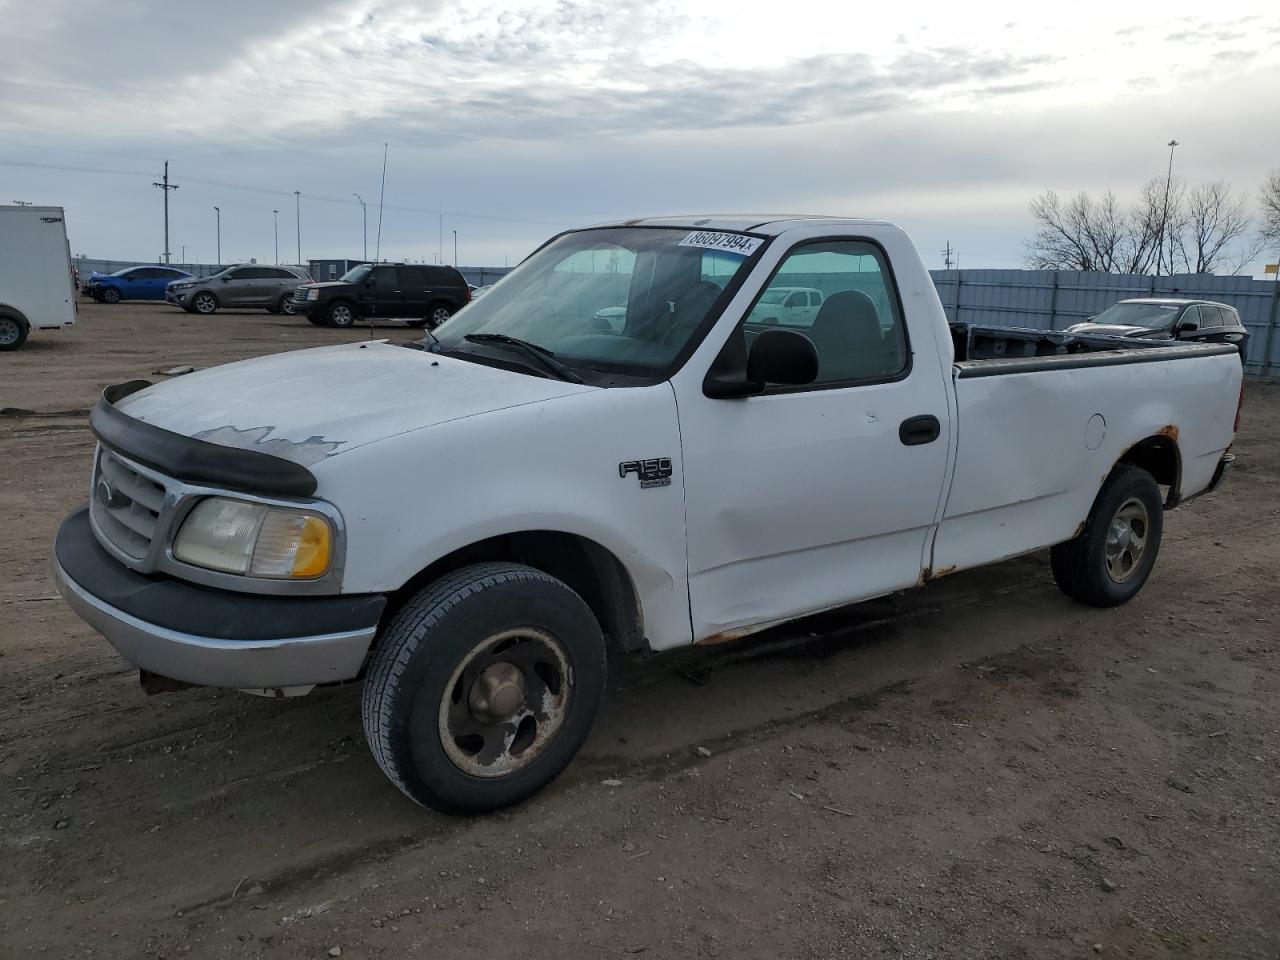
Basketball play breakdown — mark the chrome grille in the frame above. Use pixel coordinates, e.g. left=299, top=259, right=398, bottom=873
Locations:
left=90, top=448, right=169, bottom=561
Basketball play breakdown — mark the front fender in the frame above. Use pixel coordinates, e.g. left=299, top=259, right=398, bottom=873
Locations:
left=314, top=384, right=693, bottom=650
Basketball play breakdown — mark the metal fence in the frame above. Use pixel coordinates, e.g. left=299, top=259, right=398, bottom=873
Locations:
left=929, top=269, right=1280, bottom=376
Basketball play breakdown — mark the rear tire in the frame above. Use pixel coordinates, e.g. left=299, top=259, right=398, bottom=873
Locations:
left=1051, top=464, right=1163, bottom=607
left=361, top=562, right=607, bottom=813
left=0, top=314, right=29, bottom=351
left=426, top=301, right=453, bottom=328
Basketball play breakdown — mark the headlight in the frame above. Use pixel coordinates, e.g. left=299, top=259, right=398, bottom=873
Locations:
left=172, top=497, right=334, bottom=579
left=306, top=288, right=320, bottom=300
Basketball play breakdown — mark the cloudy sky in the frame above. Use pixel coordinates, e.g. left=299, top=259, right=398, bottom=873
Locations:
left=2, top=0, right=1278, bottom=273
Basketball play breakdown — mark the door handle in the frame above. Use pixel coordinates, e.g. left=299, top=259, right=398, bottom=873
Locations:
left=899, top=415, right=941, bottom=446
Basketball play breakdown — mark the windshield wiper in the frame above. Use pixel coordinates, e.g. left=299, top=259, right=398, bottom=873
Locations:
left=464, top=334, right=585, bottom=384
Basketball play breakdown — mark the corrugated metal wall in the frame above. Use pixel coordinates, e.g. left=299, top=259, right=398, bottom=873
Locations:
left=929, top=269, right=1280, bottom=376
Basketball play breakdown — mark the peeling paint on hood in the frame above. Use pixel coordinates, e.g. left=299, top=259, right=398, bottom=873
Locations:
left=113, top=342, right=594, bottom=466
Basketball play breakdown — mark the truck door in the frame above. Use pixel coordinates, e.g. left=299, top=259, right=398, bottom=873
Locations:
left=676, top=238, right=952, bottom=641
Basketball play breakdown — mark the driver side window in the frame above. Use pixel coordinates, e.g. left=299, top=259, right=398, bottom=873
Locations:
left=745, top=241, right=907, bottom=386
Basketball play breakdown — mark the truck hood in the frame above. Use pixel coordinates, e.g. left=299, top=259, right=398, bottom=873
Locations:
left=1065, top=323, right=1167, bottom=339
left=113, top=342, right=594, bottom=466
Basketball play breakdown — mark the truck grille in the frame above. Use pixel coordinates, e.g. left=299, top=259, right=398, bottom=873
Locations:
left=90, top=447, right=169, bottom=561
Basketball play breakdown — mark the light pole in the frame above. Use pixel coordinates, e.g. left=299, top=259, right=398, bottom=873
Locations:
left=1160, top=139, right=1179, bottom=276
left=294, top=191, right=301, bottom=266
left=213, top=206, right=221, bottom=265
left=452, top=229, right=458, bottom=266
left=272, top=210, right=279, bottom=264
left=353, top=194, right=367, bottom=260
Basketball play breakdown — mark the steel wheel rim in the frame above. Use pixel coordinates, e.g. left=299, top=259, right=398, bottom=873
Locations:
left=1105, top=496, right=1149, bottom=583
left=194, top=294, right=215, bottom=313
left=0, top=318, right=18, bottom=345
left=332, top=305, right=352, bottom=325
left=437, top=627, right=572, bottom=779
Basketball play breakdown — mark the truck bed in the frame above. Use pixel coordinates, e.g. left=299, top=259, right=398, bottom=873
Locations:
left=949, top=322, right=1238, bottom=376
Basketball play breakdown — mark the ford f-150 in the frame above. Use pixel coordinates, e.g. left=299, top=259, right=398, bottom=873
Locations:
left=54, top=216, right=1243, bottom=812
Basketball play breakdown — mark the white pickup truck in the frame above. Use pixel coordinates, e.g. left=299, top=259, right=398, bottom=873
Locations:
left=54, top=216, right=1242, bottom=812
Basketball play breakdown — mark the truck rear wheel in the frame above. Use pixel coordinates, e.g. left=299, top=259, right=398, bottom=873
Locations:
left=1051, top=464, right=1163, bottom=607
left=361, top=562, right=606, bottom=813
left=0, top=314, right=29, bottom=351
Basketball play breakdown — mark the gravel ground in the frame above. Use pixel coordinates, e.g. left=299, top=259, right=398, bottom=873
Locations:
left=2, top=300, right=1277, bottom=959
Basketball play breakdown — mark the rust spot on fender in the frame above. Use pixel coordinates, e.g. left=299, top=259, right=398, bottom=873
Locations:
left=1072, top=520, right=1086, bottom=539
left=1156, top=424, right=1179, bottom=442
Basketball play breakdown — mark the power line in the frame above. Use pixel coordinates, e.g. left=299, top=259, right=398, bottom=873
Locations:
left=0, top=156, right=567, bottom=227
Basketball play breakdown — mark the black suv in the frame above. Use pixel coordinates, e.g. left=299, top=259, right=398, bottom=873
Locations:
left=292, top=263, right=471, bottom=328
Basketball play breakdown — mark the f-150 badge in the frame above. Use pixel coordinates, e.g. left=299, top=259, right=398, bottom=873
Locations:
left=619, top=458, right=672, bottom=489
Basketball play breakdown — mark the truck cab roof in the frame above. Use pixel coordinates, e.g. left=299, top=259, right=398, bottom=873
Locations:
left=587, top=215, right=893, bottom=236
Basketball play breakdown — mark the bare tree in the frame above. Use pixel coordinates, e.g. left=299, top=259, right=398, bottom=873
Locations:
left=1026, top=186, right=1163, bottom=273
left=1027, top=177, right=1262, bottom=275
left=1261, top=168, right=1280, bottom=250
left=1026, top=190, right=1128, bottom=272
left=1174, top=180, right=1263, bottom=275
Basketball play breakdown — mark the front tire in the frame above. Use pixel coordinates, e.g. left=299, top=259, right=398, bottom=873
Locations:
left=361, top=562, right=607, bottom=813
left=327, top=301, right=356, bottom=328
left=1051, top=464, right=1163, bottom=607
left=100, top=287, right=121, bottom=304
left=191, top=291, right=218, bottom=315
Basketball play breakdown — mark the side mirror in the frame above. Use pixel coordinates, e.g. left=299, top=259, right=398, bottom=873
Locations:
left=221, top=276, right=232, bottom=282
left=704, top=328, right=818, bottom=398
left=1177, top=320, right=1198, bottom=334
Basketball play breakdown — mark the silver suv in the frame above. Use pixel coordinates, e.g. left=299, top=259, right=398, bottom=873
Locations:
left=166, top=265, right=311, bottom=315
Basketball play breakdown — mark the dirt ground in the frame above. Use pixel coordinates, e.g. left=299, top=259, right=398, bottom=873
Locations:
left=2, top=300, right=1277, bottom=959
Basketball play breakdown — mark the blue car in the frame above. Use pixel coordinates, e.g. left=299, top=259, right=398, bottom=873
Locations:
left=85, top=265, right=193, bottom=303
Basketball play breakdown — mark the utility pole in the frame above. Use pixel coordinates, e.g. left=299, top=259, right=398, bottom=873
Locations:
left=294, top=190, right=301, bottom=266
left=1158, top=139, right=1179, bottom=277
left=438, top=213, right=443, bottom=267
left=942, top=241, right=955, bottom=270
left=272, top=210, right=279, bottom=264
left=181, top=244, right=186, bottom=264
left=152, top=160, right=178, bottom=264
left=353, top=194, right=367, bottom=260
left=452, top=229, right=458, bottom=266
left=214, top=206, right=221, bottom=265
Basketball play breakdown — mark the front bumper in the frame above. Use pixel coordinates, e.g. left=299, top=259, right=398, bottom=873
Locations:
left=166, top=288, right=194, bottom=306
left=54, top=507, right=385, bottom=690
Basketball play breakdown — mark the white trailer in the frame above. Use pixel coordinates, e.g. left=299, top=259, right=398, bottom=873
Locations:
left=0, top=204, right=76, bottom=351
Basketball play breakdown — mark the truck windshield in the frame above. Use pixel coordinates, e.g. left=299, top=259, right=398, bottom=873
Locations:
left=1087, top=302, right=1183, bottom=329
left=340, top=265, right=372, bottom=283
left=434, top=227, right=763, bottom=380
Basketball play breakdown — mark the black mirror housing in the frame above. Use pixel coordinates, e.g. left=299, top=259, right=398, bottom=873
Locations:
left=747, top=328, right=819, bottom=386
left=704, top=327, right=818, bottom=398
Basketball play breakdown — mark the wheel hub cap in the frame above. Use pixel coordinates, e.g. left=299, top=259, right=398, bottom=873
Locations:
left=1105, top=497, right=1149, bottom=583
left=438, top=628, right=572, bottom=778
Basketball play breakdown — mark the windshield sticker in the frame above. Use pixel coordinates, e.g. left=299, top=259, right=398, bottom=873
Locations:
left=678, top=231, right=762, bottom=257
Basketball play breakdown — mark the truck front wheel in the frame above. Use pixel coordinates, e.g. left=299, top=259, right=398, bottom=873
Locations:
left=361, top=562, right=607, bottom=813
left=1050, top=464, right=1163, bottom=607
left=0, top=314, right=29, bottom=351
